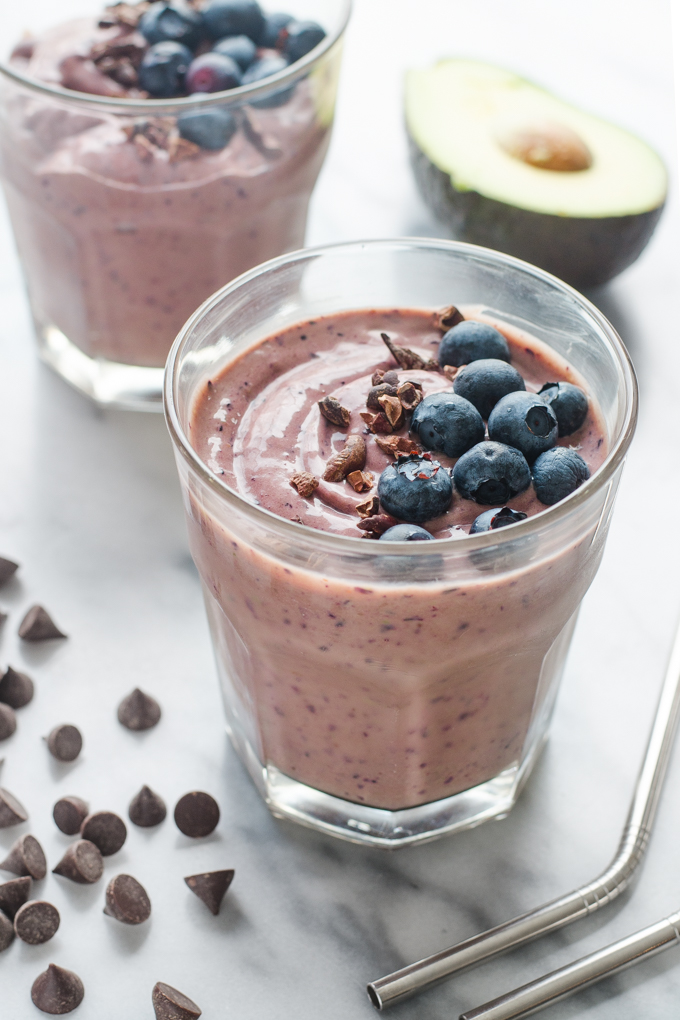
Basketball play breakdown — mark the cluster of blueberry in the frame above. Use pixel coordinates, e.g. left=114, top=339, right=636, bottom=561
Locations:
left=377, top=320, right=591, bottom=543
left=133, top=1, right=325, bottom=148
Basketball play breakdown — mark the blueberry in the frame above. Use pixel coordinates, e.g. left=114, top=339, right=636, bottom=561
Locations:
left=203, top=0, right=265, bottom=42
left=532, top=447, right=590, bottom=506
left=410, top=392, right=484, bottom=459
left=186, top=52, right=242, bottom=92
left=439, top=321, right=510, bottom=368
left=138, top=41, right=193, bottom=97
left=177, top=108, right=238, bottom=149
left=283, top=20, right=326, bottom=63
left=453, top=441, right=531, bottom=504
left=538, top=382, right=589, bottom=437
left=453, top=359, right=525, bottom=419
left=213, top=34, right=257, bottom=71
left=139, top=1, right=205, bottom=48
left=378, top=454, right=453, bottom=523
left=488, top=391, right=558, bottom=463
left=242, top=55, right=293, bottom=107
left=259, top=11, right=294, bottom=47
left=469, top=507, right=528, bottom=534
left=379, top=524, right=434, bottom=542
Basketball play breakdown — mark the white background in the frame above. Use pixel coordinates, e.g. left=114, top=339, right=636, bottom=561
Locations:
left=0, top=1, right=679, bottom=1018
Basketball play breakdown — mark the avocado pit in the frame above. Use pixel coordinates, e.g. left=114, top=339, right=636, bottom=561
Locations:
left=496, top=121, right=592, bottom=172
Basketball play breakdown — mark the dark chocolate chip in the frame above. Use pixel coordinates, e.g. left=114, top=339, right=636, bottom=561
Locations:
left=31, top=963, right=84, bottom=1014
left=0, top=703, right=17, bottom=741
left=80, top=811, right=127, bottom=856
left=0, top=875, right=31, bottom=919
left=174, top=792, right=220, bottom=838
left=0, top=557, right=18, bottom=587
left=0, top=834, right=47, bottom=880
left=18, top=605, right=67, bottom=642
left=0, top=787, right=28, bottom=827
left=53, top=840, right=103, bottom=885
left=317, top=395, right=351, bottom=428
left=53, top=796, right=89, bottom=836
left=184, top=870, right=234, bottom=915
left=0, top=666, right=34, bottom=709
left=129, top=786, right=166, bottom=827
left=0, top=907, right=13, bottom=952
left=117, top=688, right=161, bottom=731
left=152, top=982, right=202, bottom=1019
left=14, top=900, right=60, bottom=944
left=46, top=725, right=83, bottom=763
left=104, top=874, right=151, bottom=924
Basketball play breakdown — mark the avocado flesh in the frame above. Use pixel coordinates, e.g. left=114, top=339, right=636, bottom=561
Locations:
left=406, top=60, right=667, bottom=288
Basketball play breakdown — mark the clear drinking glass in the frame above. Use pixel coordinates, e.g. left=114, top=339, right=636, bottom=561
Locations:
left=0, top=0, right=350, bottom=410
left=165, top=239, right=637, bottom=848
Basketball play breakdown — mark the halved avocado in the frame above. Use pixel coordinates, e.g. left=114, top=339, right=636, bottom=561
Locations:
left=405, top=60, right=667, bottom=288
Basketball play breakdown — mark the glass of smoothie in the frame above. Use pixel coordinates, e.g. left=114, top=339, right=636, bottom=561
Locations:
left=0, top=0, right=350, bottom=410
left=165, top=238, right=637, bottom=848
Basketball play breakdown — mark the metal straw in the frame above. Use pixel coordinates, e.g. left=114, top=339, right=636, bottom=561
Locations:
left=459, top=910, right=680, bottom=1019
left=368, top=619, right=680, bottom=1010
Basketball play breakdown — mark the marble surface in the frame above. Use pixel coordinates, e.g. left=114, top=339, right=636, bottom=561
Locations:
left=1, top=0, right=679, bottom=1017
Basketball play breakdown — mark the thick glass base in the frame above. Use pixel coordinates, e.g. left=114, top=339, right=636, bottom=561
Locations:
left=37, top=325, right=164, bottom=412
left=227, top=720, right=547, bottom=849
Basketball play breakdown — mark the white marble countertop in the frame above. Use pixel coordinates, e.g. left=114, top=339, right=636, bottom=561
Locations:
left=1, top=0, right=679, bottom=1017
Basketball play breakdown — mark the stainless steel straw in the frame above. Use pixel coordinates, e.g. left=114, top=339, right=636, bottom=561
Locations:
left=459, top=909, right=680, bottom=1020
left=368, top=618, right=680, bottom=1010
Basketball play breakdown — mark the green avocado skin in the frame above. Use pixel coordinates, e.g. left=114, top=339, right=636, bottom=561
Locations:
left=408, top=133, right=665, bottom=290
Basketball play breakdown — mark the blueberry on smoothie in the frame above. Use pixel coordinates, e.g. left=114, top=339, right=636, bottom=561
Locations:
left=410, top=392, right=484, bottom=458
left=378, top=454, right=453, bottom=523
left=453, top=359, right=526, bottom=419
left=379, top=524, right=434, bottom=542
left=259, top=11, right=294, bottom=47
left=213, top=35, right=257, bottom=71
left=186, top=53, right=242, bottom=92
left=539, top=382, right=589, bottom=437
left=140, top=1, right=206, bottom=49
left=453, top=441, right=531, bottom=504
left=488, top=391, right=558, bottom=463
left=138, top=41, right=193, bottom=97
left=469, top=506, right=528, bottom=534
left=438, top=321, right=510, bottom=368
left=532, top=447, right=590, bottom=505
left=243, top=55, right=293, bottom=107
left=177, top=108, right=238, bottom=149
left=203, top=0, right=266, bottom=43
left=283, top=21, right=327, bottom=62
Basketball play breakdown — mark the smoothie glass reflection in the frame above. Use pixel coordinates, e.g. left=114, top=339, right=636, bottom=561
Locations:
left=165, top=239, right=637, bottom=848
left=0, top=0, right=350, bottom=410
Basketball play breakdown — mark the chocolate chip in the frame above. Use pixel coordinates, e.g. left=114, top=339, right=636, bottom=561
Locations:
left=0, top=908, right=13, bottom=952
left=0, top=558, right=18, bottom=587
left=0, top=666, right=34, bottom=709
left=0, top=834, right=47, bottom=880
left=0, top=788, right=28, bottom=828
left=104, top=874, right=151, bottom=925
left=367, top=382, right=398, bottom=411
left=80, top=811, right=127, bottom=856
left=0, top=876, right=31, bottom=919
left=174, top=792, right=220, bottom=838
left=53, top=840, right=103, bottom=885
left=346, top=470, right=374, bottom=494
left=117, top=688, right=161, bottom=731
left=152, top=982, right=202, bottom=1020
left=46, top=724, right=83, bottom=763
left=289, top=472, right=319, bottom=499
left=436, top=304, right=465, bottom=331
left=0, top=704, right=17, bottom=741
left=380, top=332, right=438, bottom=372
left=31, top=964, right=84, bottom=1014
left=53, top=797, right=89, bottom=836
left=14, top=900, right=60, bottom=944
left=129, top=786, right=166, bottom=827
left=318, top=396, right=351, bottom=428
left=18, top=605, right=67, bottom=642
left=184, top=870, right=234, bottom=916
left=356, top=495, right=380, bottom=519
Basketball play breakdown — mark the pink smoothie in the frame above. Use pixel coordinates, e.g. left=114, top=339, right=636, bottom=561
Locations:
left=186, top=309, right=607, bottom=810
left=1, top=18, right=335, bottom=366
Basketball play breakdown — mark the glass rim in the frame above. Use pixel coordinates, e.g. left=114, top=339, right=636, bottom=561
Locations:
left=0, top=0, right=352, bottom=115
left=164, top=237, right=639, bottom=557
